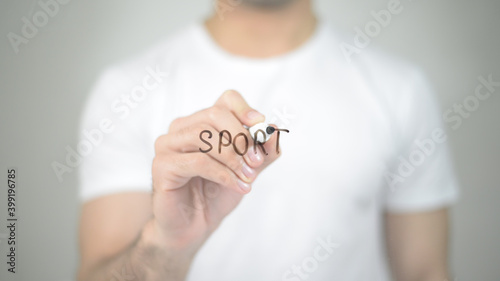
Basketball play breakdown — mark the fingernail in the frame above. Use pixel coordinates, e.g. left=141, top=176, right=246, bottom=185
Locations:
left=247, top=110, right=264, bottom=122
left=241, top=162, right=255, bottom=181
left=248, top=147, right=263, bottom=164
left=237, top=179, right=251, bottom=192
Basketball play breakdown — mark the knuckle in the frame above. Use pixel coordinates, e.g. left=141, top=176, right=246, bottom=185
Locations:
left=154, top=135, right=167, bottom=152
left=196, top=123, right=210, bottom=132
left=152, top=157, right=159, bottom=173
left=168, top=117, right=183, bottom=133
left=189, top=153, right=207, bottom=168
left=152, top=154, right=166, bottom=176
left=192, top=124, right=209, bottom=141
left=207, top=106, right=223, bottom=122
left=176, top=125, right=192, bottom=139
left=171, top=154, right=187, bottom=170
left=222, top=89, right=240, bottom=100
left=191, top=124, right=208, bottom=137
left=152, top=156, right=177, bottom=191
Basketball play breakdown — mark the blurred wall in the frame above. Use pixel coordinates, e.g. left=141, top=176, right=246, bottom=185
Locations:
left=0, top=0, right=499, bottom=280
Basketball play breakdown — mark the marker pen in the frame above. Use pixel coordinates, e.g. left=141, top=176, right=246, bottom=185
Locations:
left=247, top=123, right=275, bottom=143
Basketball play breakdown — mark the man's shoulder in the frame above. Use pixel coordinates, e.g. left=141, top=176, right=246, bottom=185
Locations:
left=323, top=22, right=425, bottom=89
left=101, top=23, right=198, bottom=81
left=323, top=23, right=433, bottom=119
left=86, top=23, right=199, bottom=110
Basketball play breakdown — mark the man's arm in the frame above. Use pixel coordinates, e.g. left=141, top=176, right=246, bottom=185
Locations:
left=77, top=192, right=195, bottom=281
left=385, top=208, right=451, bottom=281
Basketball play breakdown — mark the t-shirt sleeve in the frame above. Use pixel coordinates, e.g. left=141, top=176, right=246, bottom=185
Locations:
left=77, top=67, right=155, bottom=202
left=382, top=69, right=460, bottom=212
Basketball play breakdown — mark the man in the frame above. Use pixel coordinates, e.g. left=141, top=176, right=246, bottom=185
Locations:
left=77, top=0, right=459, bottom=280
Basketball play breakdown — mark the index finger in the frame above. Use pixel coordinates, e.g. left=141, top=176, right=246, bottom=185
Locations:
left=215, top=90, right=265, bottom=127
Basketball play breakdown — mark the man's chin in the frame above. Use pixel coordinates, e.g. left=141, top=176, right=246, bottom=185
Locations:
left=240, top=0, right=298, bottom=10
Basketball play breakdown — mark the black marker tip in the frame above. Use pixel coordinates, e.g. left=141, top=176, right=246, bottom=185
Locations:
left=266, top=126, right=275, bottom=134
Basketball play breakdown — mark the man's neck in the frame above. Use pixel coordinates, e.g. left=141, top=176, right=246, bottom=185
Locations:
left=205, top=0, right=317, bottom=58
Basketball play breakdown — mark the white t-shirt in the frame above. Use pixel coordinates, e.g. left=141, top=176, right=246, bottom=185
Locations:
left=79, top=21, right=459, bottom=281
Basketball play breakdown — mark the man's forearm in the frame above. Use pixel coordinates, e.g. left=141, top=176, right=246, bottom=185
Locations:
left=79, top=220, right=194, bottom=281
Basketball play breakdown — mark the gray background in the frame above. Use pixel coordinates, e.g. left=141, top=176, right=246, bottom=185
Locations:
left=1, top=0, right=499, bottom=280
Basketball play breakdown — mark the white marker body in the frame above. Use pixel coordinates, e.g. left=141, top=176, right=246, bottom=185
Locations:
left=248, top=123, right=273, bottom=143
